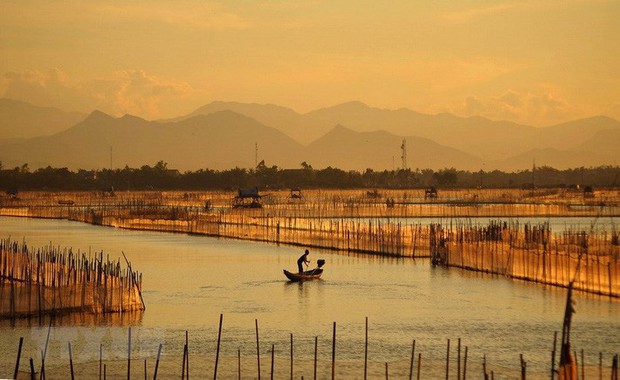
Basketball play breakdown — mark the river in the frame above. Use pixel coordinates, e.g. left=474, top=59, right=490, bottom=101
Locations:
left=0, top=216, right=618, bottom=379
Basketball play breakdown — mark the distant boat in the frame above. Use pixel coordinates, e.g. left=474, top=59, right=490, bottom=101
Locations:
left=284, top=259, right=325, bottom=282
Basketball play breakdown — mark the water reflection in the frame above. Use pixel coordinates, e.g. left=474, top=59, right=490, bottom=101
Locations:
left=0, top=216, right=618, bottom=379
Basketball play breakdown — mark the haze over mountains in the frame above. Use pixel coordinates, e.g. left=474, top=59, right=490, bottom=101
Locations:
left=0, top=98, right=619, bottom=172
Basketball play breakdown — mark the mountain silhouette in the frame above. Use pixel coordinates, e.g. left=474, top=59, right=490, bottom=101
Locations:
left=1, top=98, right=619, bottom=171
left=0, top=98, right=86, bottom=139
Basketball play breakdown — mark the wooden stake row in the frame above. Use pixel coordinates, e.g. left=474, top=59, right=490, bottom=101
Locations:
left=9, top=317, right=619, bottom=379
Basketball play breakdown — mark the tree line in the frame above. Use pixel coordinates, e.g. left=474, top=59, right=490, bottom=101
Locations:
left=0, top=160, right=619, bottom=192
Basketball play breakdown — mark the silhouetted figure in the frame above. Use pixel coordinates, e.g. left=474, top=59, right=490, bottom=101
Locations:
left=297, top=249, right=310, bottom=273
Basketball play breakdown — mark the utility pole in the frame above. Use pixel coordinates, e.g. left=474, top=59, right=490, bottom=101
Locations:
left=110, top=146, right=113, bottom=170
left=400, top=139, right=407, bottom=170
left=255, top=142, right=258, bottom=168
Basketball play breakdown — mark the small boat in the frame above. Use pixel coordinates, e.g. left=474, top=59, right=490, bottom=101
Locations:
left=283, top=268, right=323, bottom=282
left=283, top=259, right=325, bottom=282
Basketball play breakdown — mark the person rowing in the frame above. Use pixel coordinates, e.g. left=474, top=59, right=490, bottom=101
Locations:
left=297, top=249, right=310, bottom=273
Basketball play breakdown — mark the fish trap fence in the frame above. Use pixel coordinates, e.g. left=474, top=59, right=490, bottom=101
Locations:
left=0, top=238, right=144, bottom=318
left=430, top=222, right=620, bottom=297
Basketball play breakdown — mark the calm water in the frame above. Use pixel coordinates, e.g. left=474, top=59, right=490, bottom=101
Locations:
left=1, top=216, right=619, bottom=379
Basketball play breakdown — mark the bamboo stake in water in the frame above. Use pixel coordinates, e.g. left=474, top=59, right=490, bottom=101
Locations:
left=128, top=327, right=132, bottom=380
left=40, top=351, right=45, bottom=380
left=27, top=356, right=35, bottom=380
left=181, top=341, right=188, bottom=379
left=256, top=319, right=261, bottom=380
left=185, top=330, right=190, bottom=380
left=551, top=331, right=558, bottom=380
left=364, top=317, right=368, bottom=380
left=290, top=333, right=294, bottom=380
left=314, top=336, right=318, bottom=380
left=446, top=339, right=450, bottom=380
left=270, top=344, right=275, bottom=380
left=100, top=344, right=103, bottom=380
left=409, top=340, right=416, bottom=380
left=332, top=322, right=336, bottom=380
left=153, top=344, right=162, bottom=380
left=463, top=346, right=468, bottom=380
left=214, top=314, right=223, bottom=380
left=68, top=342, right=75, bottom=380
left=416, top=353, right=422, bottom=380
left=580, top=349, right=584, bottom=380
left=457, top=338, right=461, bottom=380
left=14, top=337, right=23, bottom=380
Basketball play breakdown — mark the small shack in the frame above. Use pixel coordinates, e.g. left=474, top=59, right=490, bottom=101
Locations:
left=424, top=187, right=438, bottom=199
left=290, top=188, right=303, bottom=199
left=233, top=187, right=262, bottom=208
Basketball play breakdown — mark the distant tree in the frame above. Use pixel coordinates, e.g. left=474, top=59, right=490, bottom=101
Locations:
left=433, top=168, right=458, bottom=187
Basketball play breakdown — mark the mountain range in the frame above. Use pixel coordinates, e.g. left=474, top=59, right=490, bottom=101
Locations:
left=0, top=98, right=619, bottom=171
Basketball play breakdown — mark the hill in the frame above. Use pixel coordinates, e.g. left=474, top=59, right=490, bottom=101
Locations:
left=0, top=98, right=86, bottom=139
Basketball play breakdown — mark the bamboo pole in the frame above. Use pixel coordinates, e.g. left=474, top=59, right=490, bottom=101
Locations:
left=128, top=327, right=132, bottom=380
left=446, top=339, right=450, bottom=380
left=332, top=322, right=336, bottom=380
left=314, top=336, right=318, bottom=380
left=270, top=344, right=275, bottom=380
left=256, top=319, right=261, bottom=380
left=291, top=333, right=293, bottom=380
left=185, top=330, right=190, bottom=380
left=68, top=342, right=75, bottom=380
left=416, top=353, right=421, bottom=380
left=457, top=338, right=461, bottom=380
left=14, top=337, right=24, bottom=380
left=214, top=314, right=223, bottom=380
left=364, top=317, right=368, bottom=380
left=409, top=340, right=415, bottom=380
left=153, top=343, right=163, bottom=380
left=463, top=346, right=468, bottom=380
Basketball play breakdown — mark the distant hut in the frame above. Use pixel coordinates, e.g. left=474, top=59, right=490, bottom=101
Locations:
left=424, top=187, right=438, bottom=199
left=290, top=188, right=303, bottom=199
left=233, top=187, right=262, bottom=208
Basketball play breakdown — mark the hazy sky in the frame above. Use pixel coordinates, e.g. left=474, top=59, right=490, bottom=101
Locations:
left=1, top=0, right=619, bottom=125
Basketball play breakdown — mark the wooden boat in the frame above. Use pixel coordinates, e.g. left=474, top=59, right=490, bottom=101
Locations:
left=283, top=268, right=323, bottom=282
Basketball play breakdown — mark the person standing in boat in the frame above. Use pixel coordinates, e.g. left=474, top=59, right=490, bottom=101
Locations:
left=297, top=249, right=310, bottom=273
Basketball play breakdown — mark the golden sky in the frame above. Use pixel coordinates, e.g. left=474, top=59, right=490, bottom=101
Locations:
left=1, top=0, right=619, bottom=125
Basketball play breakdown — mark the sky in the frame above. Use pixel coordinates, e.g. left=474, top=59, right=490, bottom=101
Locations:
left=1, top=0, right=619, bottom=126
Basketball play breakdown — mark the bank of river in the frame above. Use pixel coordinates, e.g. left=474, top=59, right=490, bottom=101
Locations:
left=1, top=216, right=618, bottom=379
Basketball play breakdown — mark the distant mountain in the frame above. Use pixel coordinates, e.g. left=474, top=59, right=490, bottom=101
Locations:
left=0, top=98, right=86, bottom=139
left=0, top=110, right=304, bottom=170
left=573, top=128, right=620, bottom=159
left=304, top=125, right=483, bottom=171
left=498, top=148, right=616, bottom=172
left=2, top=98, right=619, bottom=172
left=182, top=101, right=620, bottom=169
left=173, top=101, right=318, bottom=143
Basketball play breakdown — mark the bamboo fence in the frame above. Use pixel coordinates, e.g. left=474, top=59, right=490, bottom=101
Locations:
left=1, top=190, right=619, bottom=297
left=0, top=238, right=144, bottom=318
left=429, top=221, right=620, bottom=297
